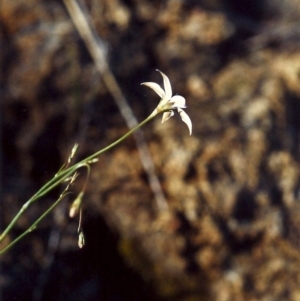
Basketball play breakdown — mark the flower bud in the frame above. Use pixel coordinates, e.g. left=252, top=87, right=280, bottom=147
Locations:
left=69, top=192, right=83, bottom=218
left=78, top=230, right=85, bottom=248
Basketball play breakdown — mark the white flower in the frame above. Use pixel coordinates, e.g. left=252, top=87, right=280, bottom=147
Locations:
left=141, top=70, right=192, bottom=135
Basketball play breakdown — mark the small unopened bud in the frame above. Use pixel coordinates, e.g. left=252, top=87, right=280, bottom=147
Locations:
left=78, top=230, right=85, bottom=248
left=68, top=143, right=79, bottom=164
left=69, top=192, right=84, bottom=218
left=87, top=158, right=99, bottom=164
left=63, top=177, right=73, bottom=182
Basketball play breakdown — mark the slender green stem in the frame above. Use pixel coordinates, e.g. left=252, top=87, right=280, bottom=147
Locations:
left=0, top=112, right=156, bottom=246
left=0, top=189, right=71, bottom=254
left=76, top=111, right=156, bottom=164
left=0, top=167, right=76, bottom=242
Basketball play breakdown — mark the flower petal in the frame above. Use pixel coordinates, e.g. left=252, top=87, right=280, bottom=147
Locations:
left=177, top=108, right=192, bottom=135
left=162, top=110, right=174, bottom=123
left=156, top=70, right=172, bottom=101
left=141, top=82, right=165, bottom=99
left=170, top=95, right=186, bottom=108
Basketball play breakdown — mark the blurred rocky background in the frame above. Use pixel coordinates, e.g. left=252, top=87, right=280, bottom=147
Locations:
left=2, top=0, right=300, bottom=300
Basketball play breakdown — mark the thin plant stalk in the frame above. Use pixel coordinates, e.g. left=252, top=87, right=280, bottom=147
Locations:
left=0, top=111, right=156, bottom=249
left=0, top=172, right=79, bottom=254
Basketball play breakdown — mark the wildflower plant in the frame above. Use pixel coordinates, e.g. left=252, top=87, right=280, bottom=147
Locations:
left=0, top=71, right=192, bottom=254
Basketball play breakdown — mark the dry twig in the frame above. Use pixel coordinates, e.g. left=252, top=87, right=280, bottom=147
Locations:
left=62, top=0, right=168, bottom=211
